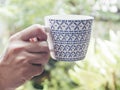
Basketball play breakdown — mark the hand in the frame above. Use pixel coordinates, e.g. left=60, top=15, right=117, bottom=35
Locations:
left=0, top=24, right=50, bottom=90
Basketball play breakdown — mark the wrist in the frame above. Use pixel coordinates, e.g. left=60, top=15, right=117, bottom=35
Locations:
left=0, top=74, right=15, bottom=90
left=0, top=62, right=15, bottom=90
left=0, top=87, right=15, bottom=90
left=0, top=63, right=5, bottom=90
left=0, top=78, right=15, bottom=90
left=0, top=64, right=14, bottom=90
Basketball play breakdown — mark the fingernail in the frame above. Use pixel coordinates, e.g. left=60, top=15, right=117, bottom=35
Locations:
left=29, top=37, right=38, bottom=42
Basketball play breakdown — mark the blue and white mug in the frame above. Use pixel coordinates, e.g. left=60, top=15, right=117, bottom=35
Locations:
left=45, top=15, right=94, bottom=61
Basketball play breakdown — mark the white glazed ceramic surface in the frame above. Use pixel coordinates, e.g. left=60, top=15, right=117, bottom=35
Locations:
left=45, top=15, right=94, bottom=61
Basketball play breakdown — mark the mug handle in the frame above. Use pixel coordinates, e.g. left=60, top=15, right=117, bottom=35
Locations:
left=43, top=26, right=55, bottom=52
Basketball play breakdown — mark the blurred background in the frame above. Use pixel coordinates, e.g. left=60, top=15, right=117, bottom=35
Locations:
left=0, top=0, right=120, bottom=90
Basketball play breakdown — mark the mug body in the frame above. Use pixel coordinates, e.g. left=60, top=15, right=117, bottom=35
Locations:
left=45, top=15, right=94, bottom=61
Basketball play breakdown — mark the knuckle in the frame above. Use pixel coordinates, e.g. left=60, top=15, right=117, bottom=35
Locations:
left=9, top=44, right=25, bottom=54
left=9, top=35, right=16, bottom=42
left=13, top=47, right=24, bottom=53
left=9, top=33, right=20, bottom=42
left=16, top=56, right=28, bottom=64
left=32, top=24, right=42, bottom=31
left=20, top=54, right=32, bottom=64
left=32, top=24, right=47, bottom=38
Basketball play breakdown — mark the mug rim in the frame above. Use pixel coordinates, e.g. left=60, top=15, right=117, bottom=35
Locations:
left=45, top=15, right=94, bottom=20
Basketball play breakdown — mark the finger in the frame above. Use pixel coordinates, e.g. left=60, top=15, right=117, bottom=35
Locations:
left=28, top=54, right=50, bottom=65
left=20, top=50, right=50, bottom=65
left=25, top=41, right=50, bottom=53
left=29, top=57, right=50, bottom=65
left=13, top=24, right=47, bottom=41
left=9, top=40, right=49, bottom=53
left=24, top=64, right=44, bottom=79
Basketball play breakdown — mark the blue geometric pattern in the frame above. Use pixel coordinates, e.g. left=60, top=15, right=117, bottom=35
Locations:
left=50, top=20, right=92, bottom=31
left=49, top=19, right=93, bottom=61
left=51, top=30, right=91, bottom=43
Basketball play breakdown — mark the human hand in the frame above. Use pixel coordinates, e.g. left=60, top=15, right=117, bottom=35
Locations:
left=0, top=24, right=50, bottom=90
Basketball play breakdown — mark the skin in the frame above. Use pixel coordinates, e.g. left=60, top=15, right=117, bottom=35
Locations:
left=0, top=24, right=50, bottom=90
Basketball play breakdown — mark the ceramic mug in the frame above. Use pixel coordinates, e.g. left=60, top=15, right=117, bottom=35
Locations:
left=44, top=15, right=94, bottom=61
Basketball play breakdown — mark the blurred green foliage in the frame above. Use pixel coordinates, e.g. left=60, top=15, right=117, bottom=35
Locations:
left=0, top=0, right=120, bottom=90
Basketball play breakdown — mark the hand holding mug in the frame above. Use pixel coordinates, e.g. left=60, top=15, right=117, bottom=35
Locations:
left=0, top=24, right=50, bottom=90
left=0, top=14, right=94, bottom=90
